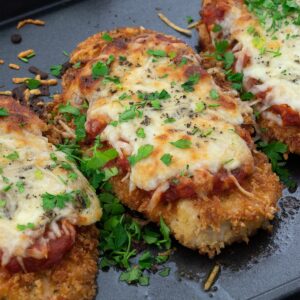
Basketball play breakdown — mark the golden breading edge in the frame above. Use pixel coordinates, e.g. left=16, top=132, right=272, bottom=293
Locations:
left=111, top=151, right=281, bottom=256
left=0, top=226, right=99, bottom=300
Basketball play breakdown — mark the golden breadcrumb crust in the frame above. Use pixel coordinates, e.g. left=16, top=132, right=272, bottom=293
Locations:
left=0, top=95, right=47, bottom=134
left=0, top=226, right=99, bottom=300
left=111, top=151, right=281, bottom=257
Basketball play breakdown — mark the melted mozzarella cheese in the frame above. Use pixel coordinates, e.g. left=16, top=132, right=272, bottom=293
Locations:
left=0, top=127, right=102, bottom=262
left=84, top=33, right=253, bottom=192
left=219, top=2, right=300, bottom=118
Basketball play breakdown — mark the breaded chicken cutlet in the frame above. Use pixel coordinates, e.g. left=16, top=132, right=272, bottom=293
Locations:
left=55, top=27, right=282, bottom=257
left=0, top=96, right=101, bottom=299
left=199, top=0, right=300, bottom=154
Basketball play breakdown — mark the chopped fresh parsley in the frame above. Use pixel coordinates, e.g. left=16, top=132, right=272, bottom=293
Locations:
left=215, top=40, right=229, bottom=55
left=86, top=148, right=118, bottom=170
left=50, top=64, right=62, bottom=77
left=73, top=62, right=81, bottom=69
left=2, top=184, right=13, bottom=192
left=136, top=128, right=146, bottom=138
left=0, top=199, right=6, bottom=207
left=119, top=55, right=127, bottom=62
left=61, top=162, right=73, bottom=171
left=170, top=139, right=192, bottom=149
left=92, top=61, right=109, bottom=79
left=41, top=190, right=79, bottom=210
left=4, top=151, right=19, bottom=161
left=0, top=108, right=9, bottom=117
left=120, top=267, right=144, bottom=285
left=106, top=54, right=115, bottom=65
left=119, top=92, right=130, bottom=100
left=181, top=74, right=200, bottom=92
left=58, top=103, right=80, bottom=116
left=25, top=78, right=41, bottom=90
left=164, top=117, right=176, bottom=124
left=195, top=101, right=206, bottom=113
left=151, top=99, right=161, bottom=109
left=158, top=267, right=171, bottom=277
left=102, top=32, right=113, bottom=42
left=103, top=76, right=121, bottom=85
left=160, top=153, right=172, bottom=166
left=245, top=0, right=300, bottom=31
left=258, top=141, right=296, bottom=188
left=208, top=103, right=220, bottom=108
left=103, top=167, right=118, bottom=181
left=179, top=57, right=188, bottom=66
left=147, top=49, right=167, bottom=57
left=210, top=89, right=219, bottom=100
left=138, top=89, right=170, bottom=102
left=128, top=144, right=154, bottom=166
left=119, top=106, right=141, bottom=122
left=17, top=223, right=35, bottom=231
left=16, top=181, right=25, bottom=193
left=74, top=114, right=86, bottom=142
left=138, top=251, right=154, bottom=270
left=110, top=121, right=118, bottom=127
left=223, top=51, right=235, bottom=69
left=212, top=24, right=222, bottom=32
left=50, top=152, right=58, bottom=162
left=68, top=172, right=78, bottom=181
left=34, top=169, right=44, bottom=180
left=241, top=91, right=254, bottom=101
left=186, top=16, right=194, bottom=24
left=168, top=51, right=177, bottom=59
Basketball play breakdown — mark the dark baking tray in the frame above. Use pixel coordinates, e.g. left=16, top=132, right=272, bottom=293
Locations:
left=1, top=1, right=300, bottom=299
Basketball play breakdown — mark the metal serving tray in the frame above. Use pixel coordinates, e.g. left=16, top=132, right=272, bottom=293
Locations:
left=0, top=1, right=300, bottom=299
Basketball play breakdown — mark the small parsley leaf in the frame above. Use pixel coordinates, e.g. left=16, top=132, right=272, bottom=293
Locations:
left=160, top=153, right=172, bottom=166
left=128, top=144, right=154, bottom=166
left=0, top=108, right=9, bottom=117
left=170, top=139, right=192, bottom=149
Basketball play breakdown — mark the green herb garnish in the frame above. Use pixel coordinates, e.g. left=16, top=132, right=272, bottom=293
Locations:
left=160, top=153, right=172, bottom=166
left=128, top=144, right=153, bottom=166
left=170, top=139, right=192, bottom=149
left=0, top=108, right=9, bottom=117
left=102, top=32, right=113, bottom=42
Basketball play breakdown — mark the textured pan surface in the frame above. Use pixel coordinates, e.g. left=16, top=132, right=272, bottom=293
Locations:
left=0, top=0, right=300, bottom=299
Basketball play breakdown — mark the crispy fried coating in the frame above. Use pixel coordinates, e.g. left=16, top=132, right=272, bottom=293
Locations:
left=0, top=95, right=47, bottom=134
left=112, top=152, right=281, bottom=257
left=0, top=226, right=99, bottom=300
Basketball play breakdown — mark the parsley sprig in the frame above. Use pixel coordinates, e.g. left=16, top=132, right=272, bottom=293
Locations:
left=258, top=140, right=296, bottom=188
left=245, top=0, right=300, bottom=31
left=55, top=102, right=173, bottom=286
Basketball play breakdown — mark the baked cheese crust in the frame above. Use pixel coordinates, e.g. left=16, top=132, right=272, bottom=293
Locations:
left=58, top=27, right=282, bottom=256
left=200, top=0, right=300, bottom=153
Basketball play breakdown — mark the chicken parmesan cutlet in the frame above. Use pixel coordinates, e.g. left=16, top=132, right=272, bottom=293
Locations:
left=0, top=96, right=101, bottom=300
left=199, top=0, right=300, bottom=154
left=57, top=27, right=281, bottom=256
